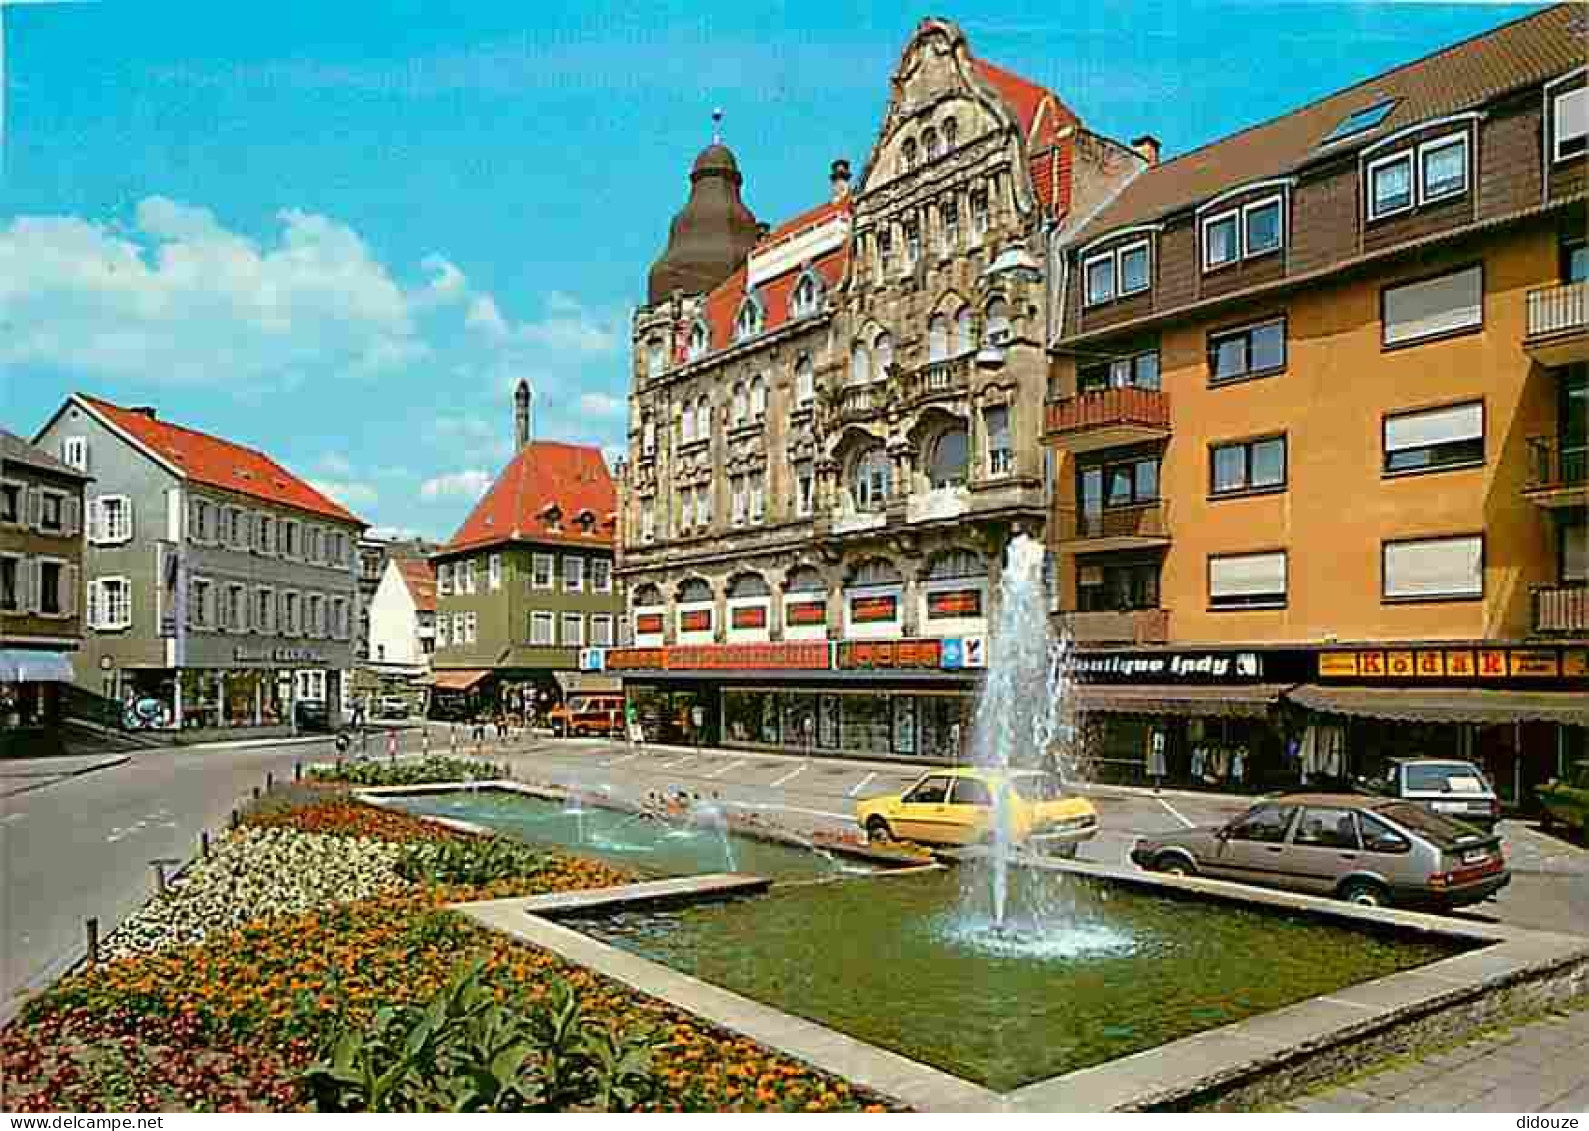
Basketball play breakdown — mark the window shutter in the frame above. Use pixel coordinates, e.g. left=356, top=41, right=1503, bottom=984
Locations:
left=1383, top=266, right=1482, bottom=345
left=60, top=565, right=79, bottom=618
left=21, top=558, right=39, bottom=613
left=26, top=487, right=41, bottom=530
left=62, top=496, right=81, bottom=538
left=123, top=498, right=135, bottom=544
left=1384, top=536, right=1482, bottom=599
left=86, top=578, right=101, bottom=629
left=86, top=498, right=102, bottom=544
left=203, top=583, right=216, bottom=629
left=1385, top=402, right=1483, bottom=453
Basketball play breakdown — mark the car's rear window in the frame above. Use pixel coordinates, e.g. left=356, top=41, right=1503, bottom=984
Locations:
left=1377, top=802, right=1486, bottom=846
left=1009, top=773, right=1065, bottom=802
left=1403, top=762, right=1489, bottom=794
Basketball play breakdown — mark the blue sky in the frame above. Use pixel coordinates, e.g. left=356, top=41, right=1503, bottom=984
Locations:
left=1, top=0, right=1544, bottom=540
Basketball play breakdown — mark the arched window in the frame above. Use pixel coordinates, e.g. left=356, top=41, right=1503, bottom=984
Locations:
left=785, top=566, right=825, bottom=593
left=874, top=332, right=894, bottom=376
left=679, top=401, right=693, bottom=443
left=794, top=355, right=815, bottom=406
left=923, top=127, right=941, bottom=160
left=679, top=578, right=712, bottom=603
left=985, top=297, right=1012, bottom=343
left=848, top=557, right=902, bottom=587
left=955, top=306, right=974, bottom=355
left=852, top=447, right=892, bottom=511
left=925, top=549, right=985, bottom=580
left=728, top=573, right=770, bottom=598
left=695, top=396, right=711, bottom=438
left=928, top=315, right=949, bottom=363
left=902, top=138, right=918, bottom=171
left=943, top=117, right=958, bottom=149
left=687, top=320, right=709, bottom=360
left=734, top=298, right=762, bottom=342
left=633, top=583, right=663, bottom=607
left=850, top=342, right=870, bottom=385
left=647, top=340, right=665, bottom=378
left=749, top=374, right=767, bottom=419
left=926, top=425, right=969, bottom=488
left=791, top=272, right=821, bottom=319
left=732, top=382, right=748, bottom=426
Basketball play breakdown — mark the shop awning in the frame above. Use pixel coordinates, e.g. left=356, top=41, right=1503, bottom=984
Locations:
left=0, top=649, right=75, bottom=683
left=430, top=669, right=491, bottom=692
left=1287, top=685, right=1589, bottom=727
left=1070, top=683, right=1289, bottom=718
left=554, top=672, right=621, bottom=694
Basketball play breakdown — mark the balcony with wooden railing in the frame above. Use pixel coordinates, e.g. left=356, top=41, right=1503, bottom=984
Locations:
left=1057, top=501, right=1171, bottom=551
left=1532, top=585, right=1588, bottom=637
left=1060, top=608, right=1170, bottom=645
left=1523, top=435, right=1587, bottom=509
left=1524, top=280, right=1587, bottom=366
left=1044, top=386, right=1171, bottom=453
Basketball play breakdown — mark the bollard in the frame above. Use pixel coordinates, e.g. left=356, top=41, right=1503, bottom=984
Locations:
left=229, top=808, right=240, bottom=830
left=251, top=785, right=260, bottom=801
left=85, top=918, right=100, bottom=966
left=265, top=771, right=274, bottom=792
left=294, top=760, right=303, bottom=782
left=152, top=860, right=168, bottom=896
left=200, top=829, right=211, bottom=858
left=387, top=728, right=396, bottom=763
left=450, top=724, right=458, bottom=755
left=361, top=728, right=369, bottom=755
left=422, top=728, right=430, bottom=756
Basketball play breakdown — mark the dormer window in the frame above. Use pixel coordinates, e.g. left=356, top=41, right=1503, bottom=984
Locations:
left=1366, top=128, right=1470, bottom=222
left=1243, top=197, right=1283, bottom=256
left=1203, top=211, right=1239, bottom=270
left=791, top=272, right=821, bottom=318
left=1084, top=238, right=1153, bottom=307
left=734, top=296, right=763, bottom=342
left=687, top=319, right=710, bottom=360
left=1084, top=253, right=1116, bottom=306
left=1368, top=152, right=1413, bottom=218
left=1418, top=135, right=1468, bottom=204
left=1554, top=86, right=1587, bottom=161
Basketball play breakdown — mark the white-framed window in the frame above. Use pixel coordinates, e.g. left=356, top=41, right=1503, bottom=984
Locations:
left=791, top=273, right=821, bottom=319
left=1384, top=401, right=1484, bottom=474
left=229, top=509, right=248, bottom=553
left=465, top=611, right=477, bottom=644
left=591, top=557, right=613, bottom=593
left=91, top=495, right=133, bottom=545
left=1367, top=151, right=1414, bottom=220
left=280, top=519, right=299, bottom=559
left=1209, top=551, right=1288, bottom=609
left=0, top=480, right=22, bottom=526
left=61, top=437, right=89, bottom=472
left=1417, top=133, right=1468, bottom=205
left=438, top=562, right=453, bottom=595
left=0, top=553, right=21, bottom=613
left=531, top=552, right=554, bottom=589
left=436, top=614, right=450, bottom=648
left=1383, top=534, right=1483, bottom=602
left=694, top=396, right=712, bottom=438
left=489, top=553, right=502, bottom=591
left=1554, top=86, right=1588, bottom=162
left=1083, top=252, right=1116, bottom=306
left=984, top=405, right=1013, bottom=477
left=530, top=610, right=555, bottom=645
left=89, top=576, right=131, bottom=630
left=852, top=448, right=891, bottom=511
left=749, top=472, right=765, bottom=524
left=257, top=513, right=274, bottom=556
left=749, top=375, right=767, bottom=420
left=1242, top=196, right=1283, bottom=257
left=1202, top=210, right=1239, bottom=270
left=590, top=613, right=614, bottom=647
left=795, top=460, right=814, bottom=517
left=225, top=583, right=247, bottom=633
left=734, top=297, right=762, bottom=342
left=461, top=559, right=477, bottom=594
left=308, top=593, right=325, bottom=637
left=255, top=586, right=276, bottom=635
left=190, top=576, right=215, bottom=629
left=561, top=612, right=584, bottom=647
left=681, top=399, right=697, bottom=444
left=687, top=320, right=709, bottom=360
left=563, top=555, right=585, bottom=592
left=1382, top=265, right=1483, bottom=347
left=1119, top=240, right=1152, bottom=294
left=280, top=590, right=300, bottom=636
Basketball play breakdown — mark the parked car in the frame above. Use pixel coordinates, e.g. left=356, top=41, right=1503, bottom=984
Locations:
left=547, top=693, right=625, bottom=738
left=377, top=696, right=411, bottom=719
left=1356, top=757, right=1502, bottom=832
left=294, top=699, right=332, bottom=733
left=1130, top=793, right=1508, bottom=910
left=1538, top=760, right=1589, bottom=845
left=854, top=767, right=1098, bottom=856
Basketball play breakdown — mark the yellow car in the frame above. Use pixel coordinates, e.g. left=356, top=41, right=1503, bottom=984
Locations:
left=854, top=767, right=1098, bottom=856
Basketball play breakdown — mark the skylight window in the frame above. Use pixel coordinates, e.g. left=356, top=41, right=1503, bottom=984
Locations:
left=1322, top=98, right=1398, bottom=145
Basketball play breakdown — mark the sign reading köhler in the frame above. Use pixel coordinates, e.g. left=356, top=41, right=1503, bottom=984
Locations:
left=1072, top=651, right=1265, bottom=682
left=233, top=646, right=329, bottom=665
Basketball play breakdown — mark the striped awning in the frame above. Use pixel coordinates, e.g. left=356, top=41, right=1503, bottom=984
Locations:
left=1070, top=683, right=1288, bottom=718
left=1287, top=685, right=1589, bottom=727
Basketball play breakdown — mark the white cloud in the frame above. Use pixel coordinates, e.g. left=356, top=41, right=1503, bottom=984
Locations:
left=317, top=452, right=354, bottom=476
left=367, top=524, right=433, bottom=543
left=308, top=478, right=379, bottom=510
left=577, top=391, right=626, bottom=420
left=465, top=294, right=509, bottom=339
left=419, top=469, right=493, bottom=501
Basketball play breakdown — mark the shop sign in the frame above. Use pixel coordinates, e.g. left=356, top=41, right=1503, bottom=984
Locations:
left=1320, top=647, right=1579, bottom=682
left=731, top=605, right=768, bottom=629
left=785, top=600, right=826, bottom=626
left=634, top=613, right=665, bottom=635
left=232, top=646, right=327, bottom=665
left=837, top=638, right=942, bottom=670
left=1565, top=650, right=1589, bottom=679
left=607, top=648, right=667, bottom=671
left=1072, top=651, right=1264, bottom=681
left=926, top=589, right=982, bottom=620
left=578, top=648, right=605, bottom=673
left=667, top=642, right=831, bottom=671
left=849, top=595, right=898, bottom=624
left=940, top=637, right=987, bottom=670
left=679, top=609, right=713, bottom=633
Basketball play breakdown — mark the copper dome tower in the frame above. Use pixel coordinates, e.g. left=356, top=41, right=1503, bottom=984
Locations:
left=647, top=122, right=761, bottom=305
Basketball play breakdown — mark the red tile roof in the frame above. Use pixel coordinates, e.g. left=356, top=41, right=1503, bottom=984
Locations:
left=698, top=215, right=850, bottom=351
left=442, top=440, right=616, bottom=554
left=76, top=394, right=364, bottom=526
left=973, top=58, right=1076, bottom=149
left=394, top=557, right=437, bottom=612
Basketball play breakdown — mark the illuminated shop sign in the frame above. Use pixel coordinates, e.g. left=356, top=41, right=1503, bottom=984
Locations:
left=634, top=613, right=665, bottom=635
left=837, top=638, right=943, bottom=670
left=849, top=595, right=899, bottom=623
left=927, top=589, right=983, bottom=619
left=1071, top=651, right=1264, bottom=681
left=678, top=609, right=713, bottom=633
left=1319, top=647, right=1587, bottom=681
left=731, top=605, right=768, bottom=629
left=785, top=601, right=826, bottom=626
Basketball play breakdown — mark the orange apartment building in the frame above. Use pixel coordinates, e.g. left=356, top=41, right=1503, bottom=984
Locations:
left=1042, top=6, right=1586, bottom=806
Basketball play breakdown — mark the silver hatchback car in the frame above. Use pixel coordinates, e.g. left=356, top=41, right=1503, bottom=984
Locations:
left=1130, top=793, right=1509, bottom=911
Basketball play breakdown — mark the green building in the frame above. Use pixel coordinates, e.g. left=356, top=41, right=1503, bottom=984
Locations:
left=428, top=381, right=620, bottom=719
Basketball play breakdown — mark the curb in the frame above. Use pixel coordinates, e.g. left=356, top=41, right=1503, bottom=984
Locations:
left=0, top=755, right=131, bottom=799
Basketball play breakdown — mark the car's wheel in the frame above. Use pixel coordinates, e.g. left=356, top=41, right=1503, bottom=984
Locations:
left=865, top=817, right=895, bottom=845
left=1339, top=878, right=1390, bottom=908
left=1155, top=852, right=1195, bottom=877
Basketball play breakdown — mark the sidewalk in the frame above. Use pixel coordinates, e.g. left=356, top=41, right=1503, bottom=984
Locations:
left=1284, top=1003, right=1589, bottom=1112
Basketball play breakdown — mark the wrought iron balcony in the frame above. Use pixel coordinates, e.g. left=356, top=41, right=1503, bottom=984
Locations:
left=1058, top=502, right=1171, bottom=550
left=1524, top=435, right=1587, bottom=508
left=1045, top=387, right=1171, bottom=453
left=1525, top=280, right=1587, bottom=366
left=1060, top=608, right=1170, bottom=645
left=1533, top=585, right=1588, bottom=636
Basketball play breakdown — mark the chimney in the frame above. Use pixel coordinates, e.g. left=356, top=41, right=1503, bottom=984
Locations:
left=513, top=379, right=533, bottom=450
left=129, top=406, right=158, bottom=420
left=1130, top=135, right=1161, bottom=166
left=830, top=158, right=852, bottom=203
left=756, top=221, right=772, bottom=241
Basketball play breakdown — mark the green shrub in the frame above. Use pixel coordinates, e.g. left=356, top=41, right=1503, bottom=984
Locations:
left=300, top=958, right=657, bottom=1112
left=397, top=838, right=549, bottom=887
left=308, top=757, right=505, bottom=788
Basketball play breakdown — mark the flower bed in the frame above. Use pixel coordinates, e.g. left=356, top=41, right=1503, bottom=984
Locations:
left=2, top=796, right=887, bottom=1112
left=307, top=756, right=504, bottom=788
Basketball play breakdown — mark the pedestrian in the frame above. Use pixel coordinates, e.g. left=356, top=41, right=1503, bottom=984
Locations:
left=351, top=696, right=366, bottom=729
left=471, top=712, right=487, bottom=743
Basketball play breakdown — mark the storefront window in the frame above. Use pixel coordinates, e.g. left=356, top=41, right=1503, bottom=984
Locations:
left=841, top=695, right=893, bottom=754
left=780, top=693, right=820, bottom=751
left=918, top=696, right=970, bottom=761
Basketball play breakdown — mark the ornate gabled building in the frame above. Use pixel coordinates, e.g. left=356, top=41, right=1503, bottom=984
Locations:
left=612, top=19, right=1142, bottom=759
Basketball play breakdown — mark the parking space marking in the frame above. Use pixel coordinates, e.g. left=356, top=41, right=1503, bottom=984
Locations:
left=847, top=771, right=878, bottom=798
left=660, top=757, right=695, bottom=771
left=601, top=752, right=643, bottom=768
left=706, top=759, right=747, bottom=780
left=770, top=764, right=805, bottom=789
left=1158, top=797, right=1196, bottom=829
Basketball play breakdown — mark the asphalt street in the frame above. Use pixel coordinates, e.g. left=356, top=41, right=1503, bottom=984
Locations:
left=4, top=724, right=1585, bottom=1018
